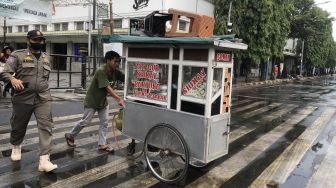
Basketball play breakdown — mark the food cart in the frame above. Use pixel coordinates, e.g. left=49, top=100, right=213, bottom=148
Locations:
left=102, top=35, right=248, bottom=183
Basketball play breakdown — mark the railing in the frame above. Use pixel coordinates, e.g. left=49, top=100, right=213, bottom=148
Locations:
left=49, top=54, right=104, bottom=89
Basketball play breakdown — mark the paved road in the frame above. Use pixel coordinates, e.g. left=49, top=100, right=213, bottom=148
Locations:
left=0, top=76, right=335, bottom=187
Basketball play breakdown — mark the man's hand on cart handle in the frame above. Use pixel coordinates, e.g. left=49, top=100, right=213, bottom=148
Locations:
left=117, top=98, right=125, bottom=108
left=106, top=85, right=125, bottom=108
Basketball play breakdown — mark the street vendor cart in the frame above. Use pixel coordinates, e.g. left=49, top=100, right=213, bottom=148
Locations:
left=102, top=35, right=248, bottom=183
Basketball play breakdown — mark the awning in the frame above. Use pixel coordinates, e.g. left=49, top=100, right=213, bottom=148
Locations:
left=100, top=34, right=248, bottom=50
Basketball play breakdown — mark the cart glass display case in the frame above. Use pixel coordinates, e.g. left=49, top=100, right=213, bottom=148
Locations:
left=127, top=62, right=169, bottom=105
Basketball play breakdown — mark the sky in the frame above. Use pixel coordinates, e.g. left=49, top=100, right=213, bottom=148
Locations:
left=314, top=0, right=336, bottom=40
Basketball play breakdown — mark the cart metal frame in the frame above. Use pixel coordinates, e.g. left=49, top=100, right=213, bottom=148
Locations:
left=103, top=35, right=247, bottom=183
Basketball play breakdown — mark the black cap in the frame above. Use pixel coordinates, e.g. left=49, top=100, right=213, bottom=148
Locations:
left=27, top=30, right=45, bottom=39
left=2, top=46, right=14, bottom=53
left=105, top=50, right=121, bottom=60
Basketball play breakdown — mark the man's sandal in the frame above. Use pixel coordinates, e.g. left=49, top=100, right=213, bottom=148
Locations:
left=98, top=145, right=114, bottom=153
left=65, top=133, right=76, bottom=147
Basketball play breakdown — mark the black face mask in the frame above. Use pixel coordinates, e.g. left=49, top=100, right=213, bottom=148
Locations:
left=30, top=43, right=45, bottom=51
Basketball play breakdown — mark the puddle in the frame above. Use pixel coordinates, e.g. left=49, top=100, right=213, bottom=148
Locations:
left=280, top=115, right=336, bottom=188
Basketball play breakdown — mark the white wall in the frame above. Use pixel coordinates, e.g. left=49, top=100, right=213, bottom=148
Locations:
left=2, top=0, right=214, bottom=30
left=102, top=0, right=214, bottom=18
left=53, top=5, right=89, bottom=22
left=112, top=0, right=165, bottom=18
left=164, top=0, right=214, bottom=16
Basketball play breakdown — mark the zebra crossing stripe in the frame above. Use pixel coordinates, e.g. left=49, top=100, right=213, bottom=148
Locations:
left=241, top=103, right=282, bottom=119
left=114, top=172, right=157, bottom=188
left=185, top=106, right=316, bottom=188
left=260, top=104, right=297, bottom=122
left=0, top=134, right=131, bottom=187
left=0, top=118, right=115, bottom=151
left=231, top=99, right=252, bottom=107
left=0, top=116, right=113, bottom=141
left=250, top=107, right=335, bottom=187
left=230, top=104, right=298, bottom=143
left=0, top=109, right=119, bottom=132
left=305, top=113, right=336, bottom=188
left=46, top=152, right=143, bottom=188
left=232, top=101, right=266, bottom=113
left=113, top=105, right=310, bottom=188
left=0, top=126, right=124, bottom=169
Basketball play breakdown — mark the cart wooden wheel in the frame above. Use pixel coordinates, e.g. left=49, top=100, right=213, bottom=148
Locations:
left=144, top=124, right=189, bottom=184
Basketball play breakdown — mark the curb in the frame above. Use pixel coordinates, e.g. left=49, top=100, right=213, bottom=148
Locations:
left=233, top=75, right=334, bottom=89
left=73, top=88, right=124, bottom=95
left=234, top=78, right=294, bottom=88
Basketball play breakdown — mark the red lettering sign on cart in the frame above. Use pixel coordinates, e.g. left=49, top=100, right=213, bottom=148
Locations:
left=130, top=63, right=167, bottom=102
left=215, top=52, right=231, bottom=62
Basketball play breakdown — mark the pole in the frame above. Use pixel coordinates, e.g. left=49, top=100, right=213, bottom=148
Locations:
left=92, top=0, right=97, bottom=73
left=81, top=54, right=87, bottom=89
left=228, top=1, right=232, bottom=25
left=300, top=40, right=304, bottom=76
left=93, top=0, right=96, bottom=30
left=227, top=1, right=232, bottom=33
left=3, top=17, right=7, bottom=49
left=88, top=4, right=92, bottom=57
left=109, top=0, right=114, bottom=34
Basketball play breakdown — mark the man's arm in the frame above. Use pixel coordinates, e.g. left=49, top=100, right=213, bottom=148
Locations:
left=0, top=55, right=24, bottom=90
left=0, top=56, right=16, bottom=82
left=106, top=85, right=125, bottom=108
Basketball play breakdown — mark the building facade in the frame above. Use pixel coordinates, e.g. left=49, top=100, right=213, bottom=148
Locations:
left=0, top=0, right=214, bottom=59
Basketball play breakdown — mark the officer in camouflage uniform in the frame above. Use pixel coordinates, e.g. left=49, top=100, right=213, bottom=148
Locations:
left=0, top=30, right=57, bottom=172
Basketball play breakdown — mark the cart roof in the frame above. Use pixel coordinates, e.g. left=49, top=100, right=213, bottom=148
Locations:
left=101, top=35, right=248, bottom=50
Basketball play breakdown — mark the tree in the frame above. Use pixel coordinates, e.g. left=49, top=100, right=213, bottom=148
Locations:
left=269, top=0, right=293, bottom=79
left=290, top=0, right=335, bottom=75
left=326, top=42, right=336, bottom=74
left=214, top=0, right=293, bottom=81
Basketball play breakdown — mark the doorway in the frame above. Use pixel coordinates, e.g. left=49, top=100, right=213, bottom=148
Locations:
left=52, top=43, right=67, bottom=70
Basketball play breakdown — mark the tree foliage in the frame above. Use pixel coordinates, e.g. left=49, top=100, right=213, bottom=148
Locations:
left=214, top=0, right=292, bottom=62
left=214, top=0, right=335, bottom=76
left=290, top=0, right=335, bottom=73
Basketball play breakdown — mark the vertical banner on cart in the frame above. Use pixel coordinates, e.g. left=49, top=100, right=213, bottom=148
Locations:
left=0, top=0, right=52, bottom=23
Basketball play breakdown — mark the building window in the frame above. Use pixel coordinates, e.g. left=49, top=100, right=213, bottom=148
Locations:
left=102, top=19, right=122, bottom=29
left=62, top=23, right=68, bottom=31
left=18, top=25, right=23, bottom=32
left=35, top=25, right=40, bottom=30
left=41, top=25, right=47, bottom=31
left=24, top=25, right=28, bottom=32
left=54, top=23, right=60, bottom=31
left=35, top=24, right=47, bottom=31
left=76, top=22, right=84, bottom=30
left=114, top=19, right=122, bottom=28
left=7, top=26, right=12, bottom=33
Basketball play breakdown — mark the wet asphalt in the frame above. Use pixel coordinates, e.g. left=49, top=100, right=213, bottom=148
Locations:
left=0, top=76, right=335, bottom=187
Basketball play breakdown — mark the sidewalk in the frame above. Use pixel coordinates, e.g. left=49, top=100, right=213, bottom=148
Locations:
left=232, top=76, right=292, bottom=89
left=50, top=88, right=124, bottom=102
left=232, top=75, right=334, bottom=89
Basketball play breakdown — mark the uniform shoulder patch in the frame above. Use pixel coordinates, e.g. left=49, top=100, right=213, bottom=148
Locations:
left=14, top=49, right=25, bottom=52
left=12, top=50, right=25, bottom=56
